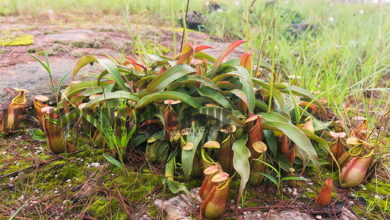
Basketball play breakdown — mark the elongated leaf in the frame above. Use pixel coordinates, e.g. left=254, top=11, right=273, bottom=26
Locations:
left=280, top=85, right=326, bottom=114
left=211, top=40, right=246, bottom=74
left=252, top=78, right=288, bottom=116
left=194, top=51, right=216, bottom=63
left=135, top=91, right=201, bottom=109
left=234, top=66, right=255, bottom=113
left=261, top=173, right=278, bottom=186
left=103, top=154, right=123, bottom=169
left=195, top=45, right=212, bottom=52
left=281, top=176, right=309, bottom=182
left=86, top=91, right=139, bottom=107
left=181, top=122, right=206, bottom=179
left=98, top=58, right=128, bottom=91
left=56, top=71, right=71, bottom=97
left=263, top=121, right=320, bottom=169
left=169, top=75, right=220, bottom=91
left=264, top=130, right=277, bottom=157
left=126, top=56, right=147, bottom=72
left=262, top=112, right=291, bottom=124
left=167, top=180, right=189, bottom=194
left=198, top=86, right=232, bottom=109
left=212, top=71, right=249, bottom=83
left=71, top=55, right=97, bottom=81
left=199, top=106, right=244, bottom=126
left=62, top=80, right=107, bottom=99
left=232, top=135, right=250, bottom=200
left=177, top=43, right=194, bottom=64
left=147, top=64, right=194, bottom=92
left=255, top=100, right=268, bottom=112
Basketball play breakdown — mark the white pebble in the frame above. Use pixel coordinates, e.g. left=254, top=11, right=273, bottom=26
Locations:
left=316, top=215, right=322, bottom=219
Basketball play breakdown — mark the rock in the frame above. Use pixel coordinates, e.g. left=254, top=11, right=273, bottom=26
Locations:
left=43, top=29, right=94, bottom=43
left=180, top=11, right=205, bottom=31
left=154, top=188, right=201, bottom=220
left=244, top=209, right=314, bottom=220
left=266, top=210, right=314, bottom=220
left=340, top=207, right=359, bottom=220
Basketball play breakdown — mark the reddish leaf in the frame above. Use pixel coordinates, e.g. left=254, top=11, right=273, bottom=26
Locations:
left=177, top=42, right=194, bottom=64
left=211, top=40, right=246, bottom=73
left=240, top=53, right=252, bottom=72
left=195, top=45, right=212, bottom=52
left=299, top=101, right=318, bottom=112
left=126, top=56, right=147, bottom=72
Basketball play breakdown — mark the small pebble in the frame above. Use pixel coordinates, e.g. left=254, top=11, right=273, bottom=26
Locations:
left=316, top=215, right=322, bottom=219
left=17, top=195, right=25, bottom=201
left=292, top=188, right=298, bottom=196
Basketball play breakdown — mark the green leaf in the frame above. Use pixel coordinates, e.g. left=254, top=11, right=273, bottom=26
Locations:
left=86, top=91, right=139, bottom=107
left=147, top=64, right=194, bottom=92
left=263, top=130, right=277, bottom=157
left=194, top=51, right=216, bottom=63
left=252, top=78, right=288, bottom=116
left=166, top=180, right=189, bottom=194
left=255, top=100, right=268, bottom=112
left=103, top=154, right=123, bottom=169
left=232, top=134, right=250, bottom=200
left=70, top=55, right=97, bottom=81
left=56, top=71, right=71, bottom=97
left=98, top=58, right=128, bottom=91
left=281, top=176, right=310, bottom=182
left=169, top=75, right=220, bottom=91
left=261, top=173, right=278, bottom=186
left=62, top=80, right=105, bottom=98
left=30, top=128, right=46, bottom=142
left=198, top=106, right=244, bottom=126
left=212, top=71, right=248, bottom=83
left=181, top=122, right=206, bottom=179
left=280, top=85, right=326, bottom=114
left=198, top=86, right=232, bottom=109
left=235, top=66, right=255, bottom=113
left=263, top=121, right=320, bottom=169
left=135, top=91, right=201, bottom=109
left=261, top=112, right=291, bottom=124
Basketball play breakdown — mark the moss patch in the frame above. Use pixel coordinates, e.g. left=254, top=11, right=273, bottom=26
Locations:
left=0, top=33, right=34, bottom=46
left=352, top=179, right=390, bottom=219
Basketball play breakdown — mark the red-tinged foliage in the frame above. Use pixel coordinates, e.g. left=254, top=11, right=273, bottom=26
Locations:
left=195, top=45, right=212, bottom=52
left=315, top=178, right=333, bottom=206
left=240, top=53, right=252, bottom=72
left=177, top=42, right=194, bottom=64
left=211, top=40, right=246, bottom=73
left=126, top=56, right=147, bottom=72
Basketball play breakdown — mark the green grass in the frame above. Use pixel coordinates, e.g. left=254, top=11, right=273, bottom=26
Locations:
left=1, top=0, right=389, bottom=127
